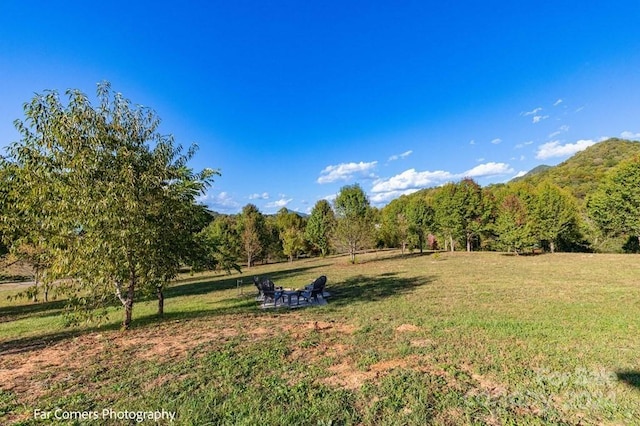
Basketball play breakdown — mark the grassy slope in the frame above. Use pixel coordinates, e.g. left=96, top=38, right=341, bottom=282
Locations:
left=1, top=250, right=639, bottom=425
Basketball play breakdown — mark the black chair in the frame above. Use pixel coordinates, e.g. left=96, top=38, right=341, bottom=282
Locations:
left=259, top=278, right=284, bottom=307
left=298, top=275, right=327, bottom=304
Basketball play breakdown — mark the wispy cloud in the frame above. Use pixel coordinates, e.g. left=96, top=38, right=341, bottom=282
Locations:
left=621, top=131, right=640, bottom=140
left=491, top=138, right=502, bottom=145
left=549, top=125, right=570, bottom=138
left=553, top=99, right=563, bottom=106
left=388, top=150, right=413, bottom=161
left=515, top=141, right=533, bottom=149
left=522, top=107, right=549, bottom=123
left=522, top=107, right=542, bottom=116
left=535, top=139, right=596, bottom=160
left=532, top=114, right=549, bottom=124
left=513, top=170, right=527, bottom=179
left=469, top=139, right=476, bottom=145
left=249, top=192, right=270, bottom=200
left=317, top=161, right=378, bottom=184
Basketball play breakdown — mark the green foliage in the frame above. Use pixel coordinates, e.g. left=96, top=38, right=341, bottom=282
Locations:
left=195, top=215, right=242, bottom=274
left=587, top=157, right=640, bottom=249
left=305, top=199, right=336, bottom=257
left=530, top=181, right=580, bottom=253
left=237, top=204, right=268, bottom=267
left=379, top=196, right=410, bottom=252
left=405, top=195, right=434, bottom=253
left=3, top=82, right=216, bottom=328
left=275, top=208, right=306, bottom=262
left=494, top=192, right=535, bottom=254
left=333, top=184, right=374, bottom=263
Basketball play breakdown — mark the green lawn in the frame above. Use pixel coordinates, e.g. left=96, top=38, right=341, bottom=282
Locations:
left=1, top=250, right=639, bottom=425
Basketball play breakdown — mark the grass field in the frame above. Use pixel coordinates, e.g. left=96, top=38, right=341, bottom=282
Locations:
left=1, top=250, right=640, bottom=425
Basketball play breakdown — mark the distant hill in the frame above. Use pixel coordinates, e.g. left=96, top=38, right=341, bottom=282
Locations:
left=511, top=165, right=552, bottom=181
left=512, top=138, right=640, bottom=200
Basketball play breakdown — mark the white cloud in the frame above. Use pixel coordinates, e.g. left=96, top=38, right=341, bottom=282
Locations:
left=388, top=150, right=413, bottom=161
left=532, top=115, right=549, bottom=124
left=370, top=162, right=513, bottom=203
left=553, top=99, right=563, bottom=106
left=198, top=191, right=240, bottom=213
left=491, top=138, right=502, bottom=144
left=317, top=161, right=378, bottom=184
left=371, top=168, right=454, bottom=194
left=522, top=107, right=542, bottom=116
left=476, top=157, right=485, bottom=162
left=370, top=188, right=420, bottom=204
left=469, top=139, right=476, bottom=145
left=266, top=198, right=293, bottom=209
left=462, top=162, right=514, bottom=178
left=513, top=170, right=527, bottom=179
left=549, top=125, right=570, bottom=138
left=621, top=131, right=640, bottom=140
left=515, top=141, right=533, bottom=149
left=249, top=192, right=269, bottom=200
left=535, top=139, right=596, bottom=160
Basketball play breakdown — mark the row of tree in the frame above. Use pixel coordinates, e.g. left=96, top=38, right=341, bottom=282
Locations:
left=204, top=159, right=640, bottom=267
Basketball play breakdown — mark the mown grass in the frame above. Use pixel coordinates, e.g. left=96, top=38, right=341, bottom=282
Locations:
left=1, top=250, right=640, bottom=424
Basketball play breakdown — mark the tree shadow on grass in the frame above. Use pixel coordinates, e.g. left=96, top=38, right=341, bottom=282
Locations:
left=0, top=300, right=259, bottom=356
left=617, top=370, right=640, bottom=390
left=0, top=298, right=68, bottom=323
left=166, top=264, right=327, bottom=300
left=328, top=273, right=433, bottom=307
left=354, top=251, right=436, bottom=265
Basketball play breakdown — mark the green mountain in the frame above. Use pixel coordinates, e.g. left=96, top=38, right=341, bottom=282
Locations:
left=513, top=138, right=640, bottom=200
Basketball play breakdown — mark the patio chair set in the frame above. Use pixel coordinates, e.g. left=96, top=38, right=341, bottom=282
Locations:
left=253, top=275, right=328, bottom=308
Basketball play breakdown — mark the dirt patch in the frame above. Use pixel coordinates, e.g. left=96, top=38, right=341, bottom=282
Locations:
left=321, top=356, right=416, bottom=390
left=396, top=323, right=420, bottom=333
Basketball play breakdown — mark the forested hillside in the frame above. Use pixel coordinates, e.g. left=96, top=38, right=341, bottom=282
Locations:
left=514, top=138, right=640, bottom=200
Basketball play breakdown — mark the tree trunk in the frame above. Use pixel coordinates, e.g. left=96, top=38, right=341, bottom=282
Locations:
left=449, top=235, right=455, bottom=252
left=550, top=241, right=555, bottom=253
left=123, top=276, right=136, bottom=330
left=157, top=285, right=164, bottom=317
left=32, top=268, right=39, bottom=303
left=466, top=234, right=471, bottom=252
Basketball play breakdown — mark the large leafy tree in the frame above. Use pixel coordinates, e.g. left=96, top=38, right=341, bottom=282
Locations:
left=433, top=183, right=462, bottom=251
left=195, top=215, right=242, bottom=275
left=454, top=178, right=485, bottom=252
left=379, top=196, right=409, bottom=252
left=406, top=196, right=434, bottom=253
left=333, top=184, right=374, bottom=263
left=237, top=204, right=268, bottom=267
left=530, top=181, right=579, bottom=253
left=494, top=190, right=535, bottom=254
left=305, top=199, right=336, bottom=257
left=3, top=83, right=216, bottom=328
left=275, top=208, right=306, bottom=262
left=587, top=157, right=640, bottom=248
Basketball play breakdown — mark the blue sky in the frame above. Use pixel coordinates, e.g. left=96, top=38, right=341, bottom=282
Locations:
left=2, top=1, right=640, bottom=214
